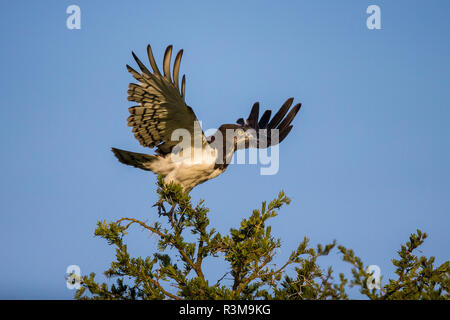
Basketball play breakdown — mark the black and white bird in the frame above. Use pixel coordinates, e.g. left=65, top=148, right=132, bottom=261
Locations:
left=112, top=44, right=302, bottom=192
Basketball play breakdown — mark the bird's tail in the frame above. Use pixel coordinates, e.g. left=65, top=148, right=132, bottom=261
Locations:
left=111, top=147, right=158, bottom=172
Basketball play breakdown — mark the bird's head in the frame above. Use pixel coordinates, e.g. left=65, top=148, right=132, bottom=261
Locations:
left=215, top=123, right=257, bottom=150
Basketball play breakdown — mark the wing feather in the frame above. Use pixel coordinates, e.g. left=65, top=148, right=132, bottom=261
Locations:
left=181, top=74, right=186, bottom=98
left=131, top=51, right=151, bottom=75
left=173, top=49, right=183, bottom=90
left=163, top=45, right=173, bottom=82
left=247, top=102, right=259, bottom=128
left=147, top=44, right=162, bottom=76
left=267, top=97, right=294, bottom=129
left=258, top=110, right=272, bottom=128
left=125, top=44, right=204, bottom=154
left=277, top=103, right=301, bottom=131
left=239, top=98, right=301, bottom=148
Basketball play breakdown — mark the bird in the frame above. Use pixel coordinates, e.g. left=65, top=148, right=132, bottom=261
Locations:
left=112, top=44, right=302, bottom=193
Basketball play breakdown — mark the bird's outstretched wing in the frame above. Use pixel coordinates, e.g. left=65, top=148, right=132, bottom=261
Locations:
left=126, top=44, right=205, bottom=155
left=237, top=98, right=302, bottom=148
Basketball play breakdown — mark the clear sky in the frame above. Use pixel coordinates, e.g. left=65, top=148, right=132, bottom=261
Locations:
left=0, top=0, right=449, bottom=299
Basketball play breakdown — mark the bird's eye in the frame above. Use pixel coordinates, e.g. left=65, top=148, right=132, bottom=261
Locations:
left=237, top=129, right=244, bottom=135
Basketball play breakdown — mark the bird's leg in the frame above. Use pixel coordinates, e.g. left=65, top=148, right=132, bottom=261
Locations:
left=153, top=198, right=166, bottom=215
left=171, top=204, right=179, bottom=223
left=166, top=203, right=177, bottom=225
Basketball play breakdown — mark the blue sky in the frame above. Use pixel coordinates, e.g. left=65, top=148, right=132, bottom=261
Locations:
left=0, top=0, right=449, bottom=299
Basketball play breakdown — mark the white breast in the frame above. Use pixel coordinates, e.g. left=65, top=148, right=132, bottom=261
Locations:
left=149, top=146, right=223, bottom=191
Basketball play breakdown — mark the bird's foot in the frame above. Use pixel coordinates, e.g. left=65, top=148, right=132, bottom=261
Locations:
left=153, top=199, right=166, bottom=215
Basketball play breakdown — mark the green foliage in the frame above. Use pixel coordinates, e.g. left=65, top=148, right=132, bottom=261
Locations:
left=338, top=230, right=449, bottom=300
left=75, top=177, right=449, bottom=300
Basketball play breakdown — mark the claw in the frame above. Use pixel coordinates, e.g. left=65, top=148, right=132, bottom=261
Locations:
left=153, top=199, right=166, bottom=215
